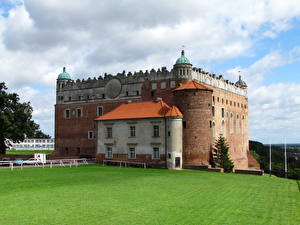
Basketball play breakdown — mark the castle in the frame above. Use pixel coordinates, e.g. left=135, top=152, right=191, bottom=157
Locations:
left=55, top=50, right=250, bottom=169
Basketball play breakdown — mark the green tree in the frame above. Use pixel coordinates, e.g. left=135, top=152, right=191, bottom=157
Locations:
left=0, top=82, right=49, bottom=154
left=212, top=136, right=234, bottom=172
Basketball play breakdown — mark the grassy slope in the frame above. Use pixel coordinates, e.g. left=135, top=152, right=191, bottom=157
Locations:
left=0, top=165, right=299, bottom=225
left=6, top=150, right=54, bottom=155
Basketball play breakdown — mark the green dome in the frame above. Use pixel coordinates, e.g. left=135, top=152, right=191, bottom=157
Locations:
left=57, top=67, right=71, bottom=79
left=175, top=50, right=191, bottom=64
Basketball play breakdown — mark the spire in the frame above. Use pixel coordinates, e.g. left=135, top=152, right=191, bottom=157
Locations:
left=63, top=67, right=66, bottom=72
left=181, top=45, right=185, bottom=56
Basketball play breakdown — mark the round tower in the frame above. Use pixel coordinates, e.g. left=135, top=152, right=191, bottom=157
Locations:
left=173, top=50, right=192, bottom=80
left=56, top=67, right=71, bottom=103
left=174, top=81, right=213, bottom=166
left=166, top=106, right=183, bottom=170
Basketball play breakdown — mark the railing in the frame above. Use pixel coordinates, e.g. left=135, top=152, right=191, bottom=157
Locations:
left=103, top=160, right=147, bottom=168
left=0, top=158, right=89, bottom=170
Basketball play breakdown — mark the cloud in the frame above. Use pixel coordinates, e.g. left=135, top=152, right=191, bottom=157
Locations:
left=226, top=46, right=300, bottom=87
left=248, top=83, right=300, bottom=143
left=1, top=0, right=300, bottom=139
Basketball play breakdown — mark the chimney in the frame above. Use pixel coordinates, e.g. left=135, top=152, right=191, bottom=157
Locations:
left=154, top=97, right=162, bottom=102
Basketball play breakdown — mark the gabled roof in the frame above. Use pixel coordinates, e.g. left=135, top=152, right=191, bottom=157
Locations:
left=174, top=80, right=213, bottom=91
left=95, top=100, right=183, bottom=121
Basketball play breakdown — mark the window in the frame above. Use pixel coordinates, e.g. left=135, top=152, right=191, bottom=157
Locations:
left=153, top=125, right=160, bottom=137
left=76, top=108, right=82, bottom=118
left=221, top=108, right=224, bottom=118
left=230, top=113, right=234, bottom=134
left=64, top=109, right=70, bottom=119
left=153, top=147, right=160, bottom=159
left=212, top=106, right=215, bottom=117
left=212, top=121, right=216, bottom=138
left=221, top=120, right=226, bottom=137
left=130, top=126, right=136, bottom=137
left=152, top=83, right=157, bottom=90
left=136, top=90, right=139, bottom=95
left=88, top=131, right=94, bottom=139
left=183, top=121, right=187, bottom=129
left=106, top=127, right=112, bottom=138
left=106, top=146, right=113, bottom=159
left=236, top=115, right=240, bottom=134
left=78, top=96, right=81, bottom=100
left=170, top=81, right=176, bottom=88
left=161, top=82, right=166, bottom=89
left=97, top=106, right=103, bottom=117
left=126, top=91, right=129, bottom=96
left=151, top=90, right=155, bottom=97
left=213, top=96, right=215, bottom=103
left=242, top=116, right=245, bottom=135
left=128, top=147, right=136, bottom=159
left=102, top=94, right=105, bottom=99
left=69, top=96, right=71, bottom=101
left=168, top=153, right=171, bottom=159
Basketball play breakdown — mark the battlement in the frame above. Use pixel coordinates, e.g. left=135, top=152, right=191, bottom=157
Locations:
left=58, top=66, right=247, bottom=97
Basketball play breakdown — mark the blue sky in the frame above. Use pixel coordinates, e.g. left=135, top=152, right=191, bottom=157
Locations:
left=1, top=0, right=300, bottom=144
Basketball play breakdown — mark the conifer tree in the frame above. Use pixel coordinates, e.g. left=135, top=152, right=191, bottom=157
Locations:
left=212, top=135, right=234, bottom=172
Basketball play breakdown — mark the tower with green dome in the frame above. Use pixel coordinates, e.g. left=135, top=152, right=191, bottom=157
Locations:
left=56, top=67, right=71, bottom=104
left=173, top=50, right=193, bottom=80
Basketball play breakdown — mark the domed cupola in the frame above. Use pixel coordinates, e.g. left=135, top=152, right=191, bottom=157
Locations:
left=57, top=67, right=71, bottom=80
left=173, top=50, right=193, bottom=80
left=235, top=75, right=247, bottom=89
left=175, top=50, right=192, bottom=65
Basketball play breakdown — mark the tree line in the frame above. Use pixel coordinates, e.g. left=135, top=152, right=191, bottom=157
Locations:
left=250, top=140, right=300, bottom=180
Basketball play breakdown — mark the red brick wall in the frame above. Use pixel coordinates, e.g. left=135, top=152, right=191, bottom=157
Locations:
left=210, top=86, right=249, bottom=168
left=174, top=89, right=213, bottom=165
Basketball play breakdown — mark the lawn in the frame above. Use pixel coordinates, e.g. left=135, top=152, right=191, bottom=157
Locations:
left=0, top=165, right=299, bottom=225
left=6, top=150, right=54, bottom=155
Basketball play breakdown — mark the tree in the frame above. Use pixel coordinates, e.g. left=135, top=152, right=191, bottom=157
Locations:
left=212, top=135, right=234, bottom=172
left=0, top=82, right=49, bottom=154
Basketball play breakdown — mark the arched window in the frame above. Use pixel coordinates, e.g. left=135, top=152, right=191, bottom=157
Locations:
left=230, top=113, right=234, bottom=134
left=212, top=121, right=216, bottom=138
left=221, top=120, right=226, bottom=137
left=242, top=115, right=245, bottom=135
left=236, top=114, right=240, bottom=134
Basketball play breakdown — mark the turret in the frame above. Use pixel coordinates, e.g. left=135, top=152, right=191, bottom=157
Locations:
left=56, top=67, right=71, bottom=103
left=173, top=50, right=193, bottom=80
left=235, top=75, right=247, bottom=89
left=166, top=106, right=183, bottom=169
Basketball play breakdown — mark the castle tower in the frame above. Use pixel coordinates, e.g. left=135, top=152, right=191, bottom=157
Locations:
left=166, top=106, right=183, bottom=169
left=174, top=81, right=213, bottom=166
left=56, top=67, right=71, bottom=104
left=173, top=50, right=193, bottom=80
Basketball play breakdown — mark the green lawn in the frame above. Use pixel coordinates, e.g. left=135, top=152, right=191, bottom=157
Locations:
left=0, top=165, right=299, bottom=225
left=6, top=150, right=54, bottom=155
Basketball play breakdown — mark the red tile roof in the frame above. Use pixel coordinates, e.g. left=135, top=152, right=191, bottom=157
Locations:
left=174, top=80, right=213, bottom=91
left=95, top=100, right=183, bottom=121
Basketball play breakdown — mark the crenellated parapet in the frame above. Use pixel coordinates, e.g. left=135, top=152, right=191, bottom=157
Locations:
left=191, top=68, right=247, bottom=96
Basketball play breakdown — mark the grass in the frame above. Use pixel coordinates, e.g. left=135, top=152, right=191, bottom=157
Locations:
left=6, top=150, right=54, bottom=155
left=0, top=164, right=299, bottom=225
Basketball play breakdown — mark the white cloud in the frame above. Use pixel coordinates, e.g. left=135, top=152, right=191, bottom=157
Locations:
left=1, top=0, right=300, bottom=139
left=249, top=83, right=300, bottom=143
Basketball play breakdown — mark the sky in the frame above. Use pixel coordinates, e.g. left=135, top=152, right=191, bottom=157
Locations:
left=0, top=0, right=300, bottom=144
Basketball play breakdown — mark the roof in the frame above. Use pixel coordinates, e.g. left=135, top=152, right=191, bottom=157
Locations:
left=174, top=80, right=213, bottom=91
left=95, top=100, right=183, bottom=121
left=57, top=67, right=71, bottom=79
left=165, top=106, right=183, bottom=117
left=175, top=50, right=192, bottom=65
